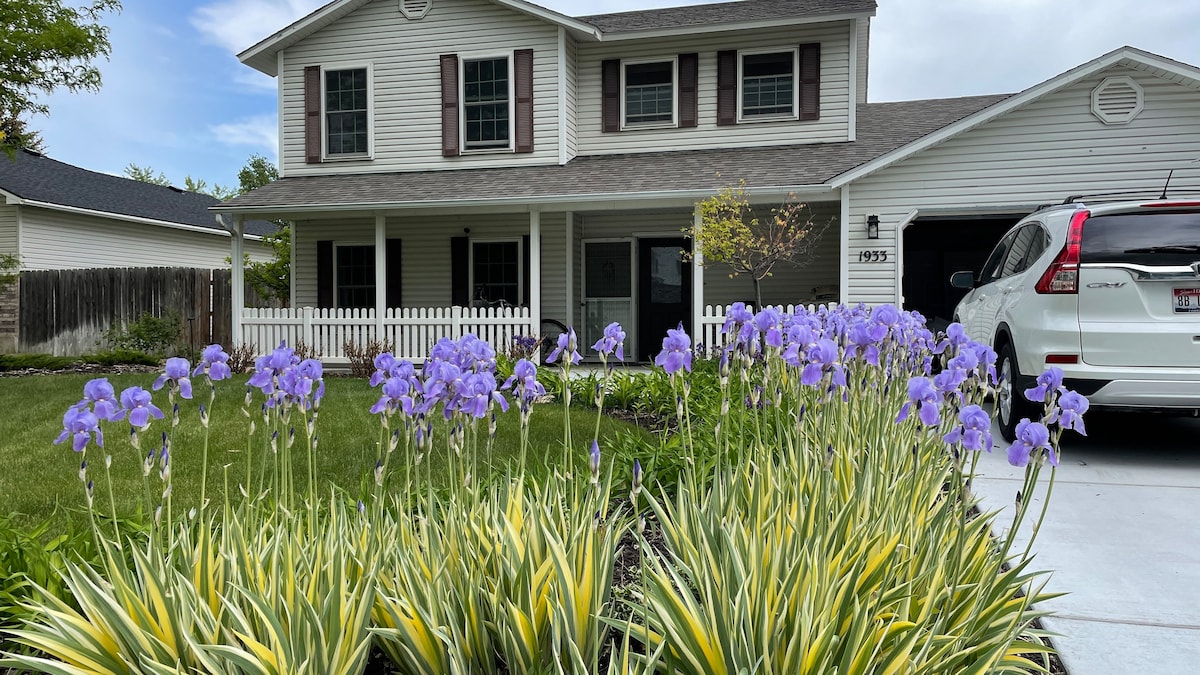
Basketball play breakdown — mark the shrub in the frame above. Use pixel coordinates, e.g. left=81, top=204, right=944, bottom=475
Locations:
left=84, top=349, right=159, bottom=366
left=0, top=353, right=78, bottom=371
left=344, top=339, right=388, bottom=379
left=102, top=310, right=181, bottom=355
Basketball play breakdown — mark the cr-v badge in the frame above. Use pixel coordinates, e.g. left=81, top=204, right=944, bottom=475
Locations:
left=1086, top=282, right=1126, bottom=288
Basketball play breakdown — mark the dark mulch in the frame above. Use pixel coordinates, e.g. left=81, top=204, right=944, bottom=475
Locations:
left=0, top=363, right=162, bottom=378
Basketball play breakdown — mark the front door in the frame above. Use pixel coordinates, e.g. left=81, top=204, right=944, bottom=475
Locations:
left=638, top=238, right=692, bottom=360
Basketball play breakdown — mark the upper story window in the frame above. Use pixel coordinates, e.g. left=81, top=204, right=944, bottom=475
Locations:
left=325, top=67, right=369, bottom=156
left=623, top=60, right=675, bottom=128
left=716, top=44, right=819, bottom=127
left=741, top=51, right=795, bottom=118
left=463, top=56, right=512, bottom=151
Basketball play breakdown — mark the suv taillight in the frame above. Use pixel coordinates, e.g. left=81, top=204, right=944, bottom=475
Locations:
left=1035, top=210, right=1088, bottom=294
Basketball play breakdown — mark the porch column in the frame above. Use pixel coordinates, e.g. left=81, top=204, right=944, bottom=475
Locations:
left=374, top=212, right=386, bottom=340
left=529, top=209, right=541, bottom=343
left=839, top=186, right=851, bottom=305
left=691, top=205, right=705, bottom=343
left=230, top=216, right=246, bottom=347
left=564, top=211, right=574, bottom=329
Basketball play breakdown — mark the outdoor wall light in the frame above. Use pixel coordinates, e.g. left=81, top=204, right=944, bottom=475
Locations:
left=866, top=214, right=880, bottom=240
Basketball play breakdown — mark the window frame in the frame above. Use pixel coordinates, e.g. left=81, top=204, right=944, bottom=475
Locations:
left=469, top=238, right=523, bottom=308
left=736, top=46, right=799, bottom=123
left=620, top=56, right=678, bottom=130
left=333, top=242, right=377, bottom=309
left=320, top=63, right=375, bottom=161
left=459, top=51, right=516, bottom=154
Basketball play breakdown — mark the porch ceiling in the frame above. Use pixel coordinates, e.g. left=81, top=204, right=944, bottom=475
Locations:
left=213, top=94, right=1008, bottom=216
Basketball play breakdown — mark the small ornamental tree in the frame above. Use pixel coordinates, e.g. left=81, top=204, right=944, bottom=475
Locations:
left=690, top=179, right=833, bottom=309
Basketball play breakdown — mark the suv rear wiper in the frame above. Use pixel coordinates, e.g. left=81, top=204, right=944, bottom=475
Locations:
left=1123, top=245, right=1200, bottom=254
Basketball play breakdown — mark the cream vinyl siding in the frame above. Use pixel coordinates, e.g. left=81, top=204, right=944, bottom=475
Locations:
left=564, top=35, right=579, bottom=161
left=280, top=0, right=561, bottom=176
left=0, top=204, right=16, bottom=255
left=17, top=207, right=269, bottom=271
left=846, top=67, right=1200, bottom=305
left=575, top=22, right=852, bottom=155
left=855, top=18, right=869, bottom=104
left=578, top=205, right=840, bottom=308
left=292, top=213, right=569, bottom=321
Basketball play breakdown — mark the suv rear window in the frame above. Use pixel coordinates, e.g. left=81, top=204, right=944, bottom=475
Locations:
left=1080, top=211, right=1200, bottom=265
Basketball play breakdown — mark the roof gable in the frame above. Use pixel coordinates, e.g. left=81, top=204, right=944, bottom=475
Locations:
left=831, top=46, right=1200, bottom=187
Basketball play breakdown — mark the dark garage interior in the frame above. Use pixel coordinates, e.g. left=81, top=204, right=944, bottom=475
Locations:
left=901, top=215, right=1026, bottom=329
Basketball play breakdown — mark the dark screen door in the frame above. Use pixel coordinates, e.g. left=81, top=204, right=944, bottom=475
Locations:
left=638, top=238, right=692, bottom=360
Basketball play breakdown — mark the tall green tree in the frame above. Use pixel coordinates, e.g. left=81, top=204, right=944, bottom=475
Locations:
left=0, top=116, right=47, bottom=154
left=0, top=1, right=121, bottom=154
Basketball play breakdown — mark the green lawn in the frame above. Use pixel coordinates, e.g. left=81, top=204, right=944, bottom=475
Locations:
left=0, top=372, right=652, bottom=530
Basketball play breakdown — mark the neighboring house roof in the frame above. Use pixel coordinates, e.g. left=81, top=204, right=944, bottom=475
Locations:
left=240, top=0, right=876, bottom=75
left=581, top=0, right=876, bottom=36
left=831, top=46, right=1200, bottom=187
left=0, top=149, right=275, bottom=236
left=214, top=94, right=1008, bottom=214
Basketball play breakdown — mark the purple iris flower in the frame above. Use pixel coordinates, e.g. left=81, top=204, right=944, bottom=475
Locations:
left=371, top=376, right=416, bottom=416
left=934, top=323, right=970, bottom=355
left=54, top=407, right=103, bottom=452
left=547, top=328, right=582, bottom=365
left=79, top=378, right=121, bottom=421
left=458, top=372, right=508, bottom=418
left=119, top=386, right=165, bottom=429
left=896, top=376, right=942, bottom=427
left=943, top=404, right=993, bottom=453
left=654, top=324, right=692, bottom=374
left=502, top=358, right=546, bottom=407
left=192, top=344, right=231, bottom=382
left=592, top=322, right=627, bottom=361
left=722, top=302, right=753, bottom=334
left=847, top=320, right=887, bottom=366
left=754, top=308, right=785, bottom=349
left=589, top=440, right=601, bottom=476
left=969, top=342, right=999, bottom=385
left=1050, top=390, right=1090, bottom=435
left=801, top=339, right=844, bottom=388
left=1008, top=419, right=1054, bottom=467
left=870, top=304, right=901, bottom=329
left=1024, top=367, right=1066, bottom=405
left=153, top=357, right=193, bottom=399
left=370, top=353, right=397, bottom=387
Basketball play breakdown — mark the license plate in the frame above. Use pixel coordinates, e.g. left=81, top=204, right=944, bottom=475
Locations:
left=1174, top=288, right=1200, bottom=313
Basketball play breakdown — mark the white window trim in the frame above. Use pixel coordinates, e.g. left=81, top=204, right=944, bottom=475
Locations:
left=468, top=238, right=523, bottom=307
left=619, top=56, right=679, bottom=131
left=333, top=241, right=377, bottom=309
left=459, top=51, right=516, bottom=154
left=736, top=46, right=800, bottom=124
left=320, top=62, right=375, bottom=161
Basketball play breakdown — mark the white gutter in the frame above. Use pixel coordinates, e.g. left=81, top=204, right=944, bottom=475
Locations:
left=595, top=12, right=875, bottom=41
left=210, top=184, right=836, bottom=215
left=14, top=198, right=264, bottom=240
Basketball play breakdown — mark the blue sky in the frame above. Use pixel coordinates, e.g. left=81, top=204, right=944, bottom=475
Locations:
left=32, top=0, right=1200, bottom=192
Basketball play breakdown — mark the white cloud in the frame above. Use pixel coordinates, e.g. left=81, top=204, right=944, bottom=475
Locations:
left=211, top=115, right=279, bottom=158
left=190, top=0, right=327, bottom=55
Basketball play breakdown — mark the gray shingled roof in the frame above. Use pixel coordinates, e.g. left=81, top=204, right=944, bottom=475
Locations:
left=0, top=150, right=276, bottom=236
left=217, top=94, right=1010, bottom=212
left=580, top=0, right=877, bottom=33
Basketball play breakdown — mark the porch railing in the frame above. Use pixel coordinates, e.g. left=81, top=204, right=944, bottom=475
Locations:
left=698, top=303, right=831, bottom=355
left=240, top=306, right=534, bottom=363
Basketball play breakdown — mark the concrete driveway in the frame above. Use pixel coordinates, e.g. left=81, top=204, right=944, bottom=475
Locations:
left=970, top=412, right=1200, bottom=674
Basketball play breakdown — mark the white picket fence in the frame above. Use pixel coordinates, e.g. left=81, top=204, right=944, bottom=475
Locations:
left=240, top=306, right=534, bottom=363
left=698, top=303, right=830, bottom=354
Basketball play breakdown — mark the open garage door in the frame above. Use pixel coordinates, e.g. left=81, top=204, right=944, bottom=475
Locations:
left=902, top=215, right=1025, bottom=330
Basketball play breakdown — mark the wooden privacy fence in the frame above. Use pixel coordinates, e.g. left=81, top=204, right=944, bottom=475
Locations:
left=17, top=268, right=263, bottom=356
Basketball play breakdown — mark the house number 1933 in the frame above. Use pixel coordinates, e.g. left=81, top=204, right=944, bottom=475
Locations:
left=858, top=250, right=889, bottom=263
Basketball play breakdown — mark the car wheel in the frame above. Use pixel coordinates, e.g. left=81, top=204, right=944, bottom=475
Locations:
left=996, top=341, right=1037, bottom=443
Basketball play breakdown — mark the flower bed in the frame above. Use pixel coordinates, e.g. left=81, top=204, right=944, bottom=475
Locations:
left=3, top=303, right=1081, bottom=674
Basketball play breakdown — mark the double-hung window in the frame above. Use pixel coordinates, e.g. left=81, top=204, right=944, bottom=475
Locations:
left=324, top=67, right=370, bottom=156
left=463, top=56, right=511, bottom=150
left=471, top=240, right=521, bottom=306
left=336, top=244, right=375, bottom=309
left=740, top=49, right=797, bottom=119
left=623, top=60, right=675, bottom=128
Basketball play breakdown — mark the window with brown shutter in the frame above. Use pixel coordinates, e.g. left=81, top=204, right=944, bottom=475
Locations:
left=716, top=50, right=737, bottom=126
left=678, top=53, right=698, bottom=128
left=601, top=59, right=620, bottom=133
left=514, top=49, right=534, bottom=153
left=304, top=66, right=322, bottom=163
left=440, top=54, right=460, bottom=157
left=798, top=43, right=821, bottom=121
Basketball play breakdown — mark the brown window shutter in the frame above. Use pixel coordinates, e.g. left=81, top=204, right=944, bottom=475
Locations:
left=716, top=50, right=737, bottom=126
left=798, top=43, right=821, bottom=121
left=440, top=54, right=461, bottom=157
left=601, top=59, right=620, bottom=132
left=304, top=66, right=322, bottom=163
left=514, top=49, right=534, bottom=153
left=678, top=53, right=698, bottom=128
left=316, top=240, right=333, bottom=308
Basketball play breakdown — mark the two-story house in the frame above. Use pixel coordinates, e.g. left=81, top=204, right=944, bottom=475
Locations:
left=214, top=0, right=1200, bottom=362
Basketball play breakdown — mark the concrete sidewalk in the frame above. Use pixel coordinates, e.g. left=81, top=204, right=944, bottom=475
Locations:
left=969, top=413, right=1200, bottom=674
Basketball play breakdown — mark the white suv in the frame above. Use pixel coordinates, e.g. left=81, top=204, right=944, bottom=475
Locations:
left=950, top=197, right=1200, bottom=441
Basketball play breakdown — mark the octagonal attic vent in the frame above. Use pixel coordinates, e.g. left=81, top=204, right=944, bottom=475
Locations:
left=400, top=0, right=432, bottom=20
left=1091, top=76, right=1143, bottom=125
